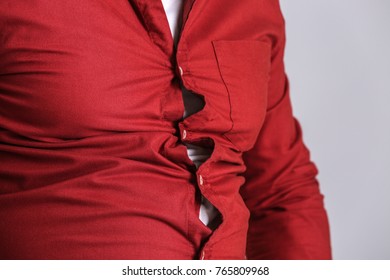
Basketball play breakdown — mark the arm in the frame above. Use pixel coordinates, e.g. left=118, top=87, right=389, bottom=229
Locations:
left=240, top=1, right=332, bottom=260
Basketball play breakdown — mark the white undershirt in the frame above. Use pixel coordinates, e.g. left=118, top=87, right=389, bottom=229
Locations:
left=161, top=0, right=183, bottom=45
left=161, top=0, right=218, bottom=227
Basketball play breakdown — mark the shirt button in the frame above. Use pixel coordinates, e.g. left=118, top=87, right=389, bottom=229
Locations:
left=182, top=129, right=187, bottom=140
left=199, top=175, right=204, bottom=186
left=178, top=66, right=183, bottom=76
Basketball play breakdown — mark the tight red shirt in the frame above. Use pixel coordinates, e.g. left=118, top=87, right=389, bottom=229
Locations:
left=0, top=0, right=331, bottom=259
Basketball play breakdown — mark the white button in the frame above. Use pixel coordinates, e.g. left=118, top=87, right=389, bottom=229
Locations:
left=199, top=175, right=204, bottom=186
left=182, top=129, right=187, bottom=140
left=178, top=66, right=183, bottom=76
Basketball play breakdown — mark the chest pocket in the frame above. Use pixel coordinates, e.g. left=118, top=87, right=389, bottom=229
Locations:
left=212, top=40, right=271, bottom=152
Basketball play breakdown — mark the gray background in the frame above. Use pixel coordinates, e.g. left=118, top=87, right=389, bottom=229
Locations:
left=280, top=0, right=390, bottom=259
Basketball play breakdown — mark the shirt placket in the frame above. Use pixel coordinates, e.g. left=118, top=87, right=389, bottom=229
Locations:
left=175, top=0, right=222, bottom=260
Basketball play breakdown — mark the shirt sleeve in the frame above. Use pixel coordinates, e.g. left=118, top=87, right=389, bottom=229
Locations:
left=239, top=1, right=332, bottom=260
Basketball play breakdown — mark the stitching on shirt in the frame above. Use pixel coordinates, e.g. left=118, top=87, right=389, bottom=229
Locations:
left=211, top=41, right=241, bottom=151
left=211, top=42, right=234, bottom=132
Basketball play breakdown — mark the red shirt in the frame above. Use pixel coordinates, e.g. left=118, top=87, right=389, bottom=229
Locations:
left=0, top=0, right=331, bottom=259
